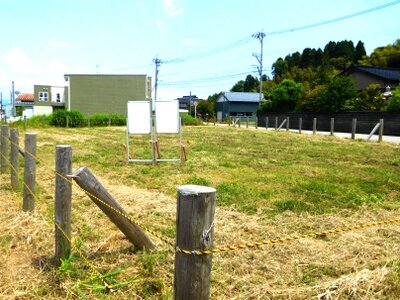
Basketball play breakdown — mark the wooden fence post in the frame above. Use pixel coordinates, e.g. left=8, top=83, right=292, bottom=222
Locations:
left=24, top=116, right=27, bottom=131
left=379, top=119, right=384, bottom=142
left=351, top=118, right=357, bottom=140
left=286, top=117, right=290, bottom=131
left=10, top=128, right=19, bottom=190
left=1, top=125, right=9, bottom=174
left=299, top=117, right=302, bottom=134
left=246, top=117, right=249, bottom=128
left=330, top=118, right=334, bottom=136
left=238, top=118, right=241, bottom=128
left=55, top=145, right=72, bottom=265
left=174, top=185, right=216, bottom=300
left=72, top=166, right=155, bottom=250
left=66, top=116, right=69, bottom=128
left=275, top=117, right=278, bottom=130
left=23, top=133, right=37, bottom=212
left=265, top=117, right=268, bottom=130
left=313, top=118, right=317, bottom=135
left=255, top=117, right=258, bottom=129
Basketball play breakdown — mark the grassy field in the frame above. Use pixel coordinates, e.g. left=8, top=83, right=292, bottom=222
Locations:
left=1, top=124, right=400, bottom=299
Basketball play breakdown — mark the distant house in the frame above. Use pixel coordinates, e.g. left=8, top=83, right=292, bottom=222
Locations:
left=34, top=74, right=152, bottom=116
left=33, top=85, right=67, bottom=115
left=15, top=93, right=35, bottom=118
left=216, top=92, right=260, bottom=121
left=64, top=74, right=152, bottom=115
left=176, top=95, right=203, bottom=112
left=341, top=64, right=400, bottom=91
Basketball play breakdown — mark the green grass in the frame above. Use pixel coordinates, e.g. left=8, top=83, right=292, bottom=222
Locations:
left=30, top=125, right=400, bottom=216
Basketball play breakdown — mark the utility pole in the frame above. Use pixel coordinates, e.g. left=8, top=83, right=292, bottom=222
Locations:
left=12, top=81, right=15, bottom=117
left=153, top=58, right=162, bottom=113
left=252, top=31, right=266, bottom=102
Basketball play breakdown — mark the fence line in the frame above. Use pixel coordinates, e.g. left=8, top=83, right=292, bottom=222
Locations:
left=176, top=216, right=400, bottom=256
left=2, top=124, right=400, bottom=299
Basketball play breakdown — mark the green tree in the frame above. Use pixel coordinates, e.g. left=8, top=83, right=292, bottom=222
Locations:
left=296, top=84, right=327, bottom=112
left=354, top=40, right=367, bottom=62
left=359, top=40, right=400, bottom=68
left=321, top=76, right=357, bottom=112
left=270, top=79, right=303, bottom=112
left=355, top=83, right=386, bottom=111
left=386, top=86, right=400, bottom=112
left=230, top=80, right=245, bottom=92
left=243, top=74, right=259, bottom=92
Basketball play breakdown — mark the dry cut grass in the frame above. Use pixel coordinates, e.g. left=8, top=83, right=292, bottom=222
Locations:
left=0, top=125, right=400, bottom=299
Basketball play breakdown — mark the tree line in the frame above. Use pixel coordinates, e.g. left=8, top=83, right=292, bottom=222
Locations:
left=196, top=39, right=400, bottom=118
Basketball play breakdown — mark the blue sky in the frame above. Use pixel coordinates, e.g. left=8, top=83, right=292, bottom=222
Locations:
left=0, top=0, right=399, bottom=102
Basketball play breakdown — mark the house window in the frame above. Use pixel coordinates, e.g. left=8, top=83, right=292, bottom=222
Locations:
left=56, top=93, right=61, bottom=102
left=39, top=92, right=49, bottom=102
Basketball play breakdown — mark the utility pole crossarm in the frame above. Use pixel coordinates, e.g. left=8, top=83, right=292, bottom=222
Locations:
left=252, top=31, right=266, bottom=103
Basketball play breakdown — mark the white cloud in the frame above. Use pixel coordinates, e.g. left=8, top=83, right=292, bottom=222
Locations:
left=2, top=48, right=33, bottom=73
left=49, top=39, right=71, bottom=49
left=163, top=0, right=183, bottom=17
left=182, top=39, right=198, bottom=46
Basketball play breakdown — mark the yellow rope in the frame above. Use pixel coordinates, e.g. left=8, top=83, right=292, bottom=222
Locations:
left=176, top=217, right=400, bottom=255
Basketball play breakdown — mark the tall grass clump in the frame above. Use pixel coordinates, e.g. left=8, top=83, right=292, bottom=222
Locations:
left=181, top=114, right=202, bottom=125
left=49, top=110, right=86, bottom=127
left=89, top=113, right=126, bottom=126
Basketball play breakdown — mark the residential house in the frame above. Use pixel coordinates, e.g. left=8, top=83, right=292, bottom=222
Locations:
left=176, top=95, right=203, bottom=112
left=342, top=64, right=400, bottom=91
left=33, top=85, right=67, bottom=115
left=216, top=92, right=260, bottom=121
left=64, top=74, right=152, bottom=115
left=15, top=93, right=35, bottom=117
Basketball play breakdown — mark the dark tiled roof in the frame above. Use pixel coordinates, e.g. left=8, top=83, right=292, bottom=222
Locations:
left=352, top=64, right=400, bottom=81
left=16, top=93, right=34, bottom=102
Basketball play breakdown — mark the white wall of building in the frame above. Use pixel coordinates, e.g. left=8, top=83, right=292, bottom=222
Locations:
left=34, top=106, right=53, bottom=116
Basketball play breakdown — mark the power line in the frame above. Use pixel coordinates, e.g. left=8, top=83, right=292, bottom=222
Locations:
left=265, top=0, right=400, bottom=36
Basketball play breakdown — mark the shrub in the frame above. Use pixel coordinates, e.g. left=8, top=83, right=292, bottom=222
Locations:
left=88, top=113, right=126, bottom=126
left=48, top=110, right=85, bottom=127
left=181, top=114, right=202, bottom=125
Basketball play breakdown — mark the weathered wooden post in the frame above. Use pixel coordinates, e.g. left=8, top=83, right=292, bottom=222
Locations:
left=1, top=125, right=9, bottom=174
left=54, top=145, right=72, bottom=265
left=299, top=117, right=302, bottom=134
left=286, top=117, right=290, bottom=131
left=379, top=119, right=384, bottom=142
left=174, top=185, right=216, bottom=300
left=265, top=117, right=268, bottom=130
left=72, top=166, right=155, bottom=250
left=313, top=118, right=317, bottom=135
left=23, top=133, right=37, bottom=212
left=246, top=117, right=249, bottom=128
left=10, top=128, right=19, bottom=190
left=238, top=117, right=241, bottom=128
left=23, top=116, right=27, bottom=131
left=66, top=116, right=69, bottom=128
left=275, top=116, right=278, bottom=130
left=351, top=118, right=357, bottom=140
left=330, top=118, right=334, bottom=136
left=255, top=116, right=258, bottom=129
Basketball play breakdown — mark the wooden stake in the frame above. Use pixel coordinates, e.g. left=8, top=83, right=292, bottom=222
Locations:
left=174, top=185, right=216, bottom=300
left=72, top=166, right=155, bottom=250
left=54, top=145, right=72, bottom=265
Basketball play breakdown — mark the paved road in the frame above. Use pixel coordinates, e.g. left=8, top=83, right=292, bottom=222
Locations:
left=207, top=123, right=400, bottom=144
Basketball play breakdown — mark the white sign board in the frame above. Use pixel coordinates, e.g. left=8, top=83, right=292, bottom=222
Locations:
left=155, top=100, right=179, bottom=133
left=127, top=101, right=151, bottom=134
